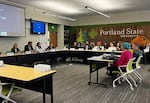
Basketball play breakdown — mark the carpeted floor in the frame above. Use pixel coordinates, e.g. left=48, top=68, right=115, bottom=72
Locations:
left=10, top=63, right=150, bottom=103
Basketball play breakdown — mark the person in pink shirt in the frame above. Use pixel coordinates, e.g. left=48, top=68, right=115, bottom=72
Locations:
left=110, top=42, right=133, bottom=80
left=115, top=42, right=133, bottom=66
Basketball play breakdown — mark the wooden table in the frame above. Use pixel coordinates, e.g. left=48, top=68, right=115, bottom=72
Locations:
left=88, top=56, right=114, bottom=87
left=0, top=64, right=56, bottom=103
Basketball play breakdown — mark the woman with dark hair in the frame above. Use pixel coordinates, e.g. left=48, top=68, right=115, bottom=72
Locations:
left=35, top=42, right=43, bottom=53
left=46, top=42, right=55, bottom=51
left=116, top=41, right=122, bottom=51
left=107, top=42, right=117, bottom=51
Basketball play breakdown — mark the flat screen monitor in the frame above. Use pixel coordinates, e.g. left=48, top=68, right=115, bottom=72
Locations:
left=31, top=20, right=45, bottom=35
left=0, top=4, right=25, bottom=37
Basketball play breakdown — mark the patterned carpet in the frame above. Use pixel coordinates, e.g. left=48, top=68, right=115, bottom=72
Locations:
left=10, top=63, right=150, bottom=103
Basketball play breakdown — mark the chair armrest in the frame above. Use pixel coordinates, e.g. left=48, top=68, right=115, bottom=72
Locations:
left=118, top=65, right=127, bottom=74
left=0, top=83, right=14, bottom=86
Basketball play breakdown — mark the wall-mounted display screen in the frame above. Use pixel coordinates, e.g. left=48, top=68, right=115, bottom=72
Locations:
left=0, top=4, right=25, bottom=37
left=31, top=20, right=45, bottom=35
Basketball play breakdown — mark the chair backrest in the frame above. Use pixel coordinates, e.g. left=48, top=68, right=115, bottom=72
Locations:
left=126, top=58, right=135, bottom=72
left=135, top=55, right=143, bottom=68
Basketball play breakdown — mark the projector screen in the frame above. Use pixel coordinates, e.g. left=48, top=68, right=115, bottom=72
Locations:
left=0, top=4, right=25, bottom=37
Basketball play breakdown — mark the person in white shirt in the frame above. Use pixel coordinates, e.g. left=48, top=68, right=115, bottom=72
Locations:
left=144, top=42, right=150, bottom=53
left=107, top=42, right=117, bottom=51
left=144, top=42, right=150, bottom=63
left=92, top=41, right=104, bottom=51
left=35, top=42, right=43, bottom=53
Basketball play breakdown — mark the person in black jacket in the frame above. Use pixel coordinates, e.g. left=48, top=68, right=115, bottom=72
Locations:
left=46, top=42, right=55, bottom=51
left=11, top=43, right=20, bottom=54
left=24, top=41, right=33, bottom=52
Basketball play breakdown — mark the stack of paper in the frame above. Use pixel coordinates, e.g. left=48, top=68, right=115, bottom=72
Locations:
left=34, top=64, right=51, bottom=72
left=0, top=60, right=4, bottom=67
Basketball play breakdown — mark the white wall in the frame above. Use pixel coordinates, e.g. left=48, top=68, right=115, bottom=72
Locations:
left=0, top=6, right=73, bottom=54
left=73, top=10, right=150, bottom=26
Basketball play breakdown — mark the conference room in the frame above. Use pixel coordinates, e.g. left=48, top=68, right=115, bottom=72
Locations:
left=0, top=0, right=150, bottom=103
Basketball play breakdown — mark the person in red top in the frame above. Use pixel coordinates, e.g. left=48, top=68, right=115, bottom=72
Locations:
left=110, top=42, right=133, bottom=80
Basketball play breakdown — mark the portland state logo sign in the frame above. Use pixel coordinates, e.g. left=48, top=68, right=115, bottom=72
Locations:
left=88, top=28, right=98, bottom=39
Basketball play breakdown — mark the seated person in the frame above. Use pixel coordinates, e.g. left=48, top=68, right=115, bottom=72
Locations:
left=81, top=42, right=85, bottom=48
left=69, top=42, right=79, bottom=49
left=46, top=42, right=55, bottom=51
left=143, top=42, right=150, bottom=63
left=144, top=42, right=150, bottom=53
left=108, top=42, right=133, bottom=80
left=92, top=41, right=104, bottom=51
left=132, top=43, right=143, bottom=61
left=98, top=41, right=104, bottom=51
left=84, top=44, right=90, bottom=50
left=35, top=42, right=43, bottom=53
left=84, top=40, right=92, bottom=50
left=107, top=42, right=117, bottom=51
left=24, top=41, right=34, bottom=52
left=73, top=42, right=78, bottom=49
left=77, top=42, right=82, bottom=48
left=11, top=43, right=20, bottom=54
left=116, top=41, right=122, bottom=51
left=103, top=42, right=108, bottom=49
left=89, top=42, right=95, bottom=49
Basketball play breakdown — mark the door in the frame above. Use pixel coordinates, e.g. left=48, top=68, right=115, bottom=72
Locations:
left=50, top=32, right=57, bottom=48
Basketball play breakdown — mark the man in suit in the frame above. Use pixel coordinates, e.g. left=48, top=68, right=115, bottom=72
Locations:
left=24, top=41, right=33, bottom=52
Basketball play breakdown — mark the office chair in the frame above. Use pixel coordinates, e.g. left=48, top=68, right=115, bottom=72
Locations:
left=0, top=81, right=21, bottom=103
left=113, top=58, right=137, bottom=91
left=133, top=55, right=143, bottom=83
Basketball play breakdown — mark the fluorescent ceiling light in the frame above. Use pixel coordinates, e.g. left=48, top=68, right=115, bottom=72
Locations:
left=34, top=1, right=80, bottom=15
left=88, top=0, right=129, bottom=10
left=85, top=6, right=110, bottom=18
left=43, top=12, right=76, bottom=21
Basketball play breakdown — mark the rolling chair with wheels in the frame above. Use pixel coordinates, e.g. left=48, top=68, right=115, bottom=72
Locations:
left=0, top=81, right=21, bottom=103
left=113, top=58, right=137, bottom=91
left=133, top=55, right=143, bottom=83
